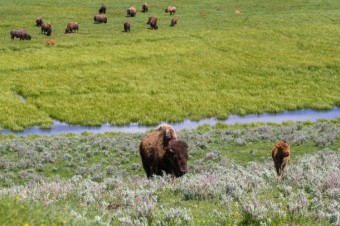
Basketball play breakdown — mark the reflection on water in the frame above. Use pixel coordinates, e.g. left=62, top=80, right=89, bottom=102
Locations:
left=1, top=108, right=339, bottom=136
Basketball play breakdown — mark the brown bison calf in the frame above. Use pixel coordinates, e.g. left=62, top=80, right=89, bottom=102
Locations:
left=99, top=4, right=106, bottom=14
left=272, top=140, right=291, bottom=180
left=139, top=124, right=188, bottom=178
left=94, top=14, right=107, bottom=23
left=124, top=21, right=130, bottom=32
left=47, top=39, right=56, bottom=45
left=127, top=6, right=137, bottom=17
left=165, top=6, right=176, bottom=15
left=147, top=16, right=158, bottom=29
left=10, top=29, right=31, bottom=40
left=41, top=23, right=52, bottom=36
left=142, top=2, right=148, bottom=13
left=65, top=22, right=79, bottom=34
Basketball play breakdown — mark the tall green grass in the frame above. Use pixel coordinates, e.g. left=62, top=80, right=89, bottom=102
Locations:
left=0, top=0, right=339, bottom=131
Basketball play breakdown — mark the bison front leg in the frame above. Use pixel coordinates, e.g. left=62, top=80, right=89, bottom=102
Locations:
left=275, top=163, right=281, bottom=178
left=280, top=157, right=289, bottom=180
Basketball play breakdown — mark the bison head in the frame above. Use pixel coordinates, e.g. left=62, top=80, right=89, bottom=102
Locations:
left=24, top=34, right=32, bottom=40
left=166, top=140, right=189, bottom=177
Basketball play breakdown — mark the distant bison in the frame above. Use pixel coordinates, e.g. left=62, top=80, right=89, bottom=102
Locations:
left=41, top=23, right=52, bottom=36
left=165, top=6, right=176, bottom=15
left=147, top=16, right=158, bottom=29
left=47, top=39, right=56, bottom=45
left=127, top=6, right=137, bottom=17
left=171, top=17, right=177, bottom=26
left=65, top=22, right=79, bottom=34
left=272, top=140, right=291, bottom=180
left=36, top=16, right=43, bottom=26
left=99, top=4, right=106, bottom=14
left=142, top=2, right=148, bottom=13
left=10, top=29, right=31, bottom=40
left=139, top=124, right=189, bottom=178
left=124, top=21, right=130, bottom=32
left=94, top=14, right=107, bottom=23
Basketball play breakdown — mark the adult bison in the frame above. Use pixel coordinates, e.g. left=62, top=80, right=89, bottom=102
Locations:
left=272, top=140, right=291, bottom=180
left=64, top=22, right=79, bottom=34
left=127, top=6, right=137, bottom=17
left=94, top=14, right=107, bottom=23
left=165, top=6, right=176, bottom=15
left=10, top=29, right=31, bottom=40
left=170, top=17, right=177, bottom=26
left=142, top=2, right=148, bottom=13
left=41, top=23, right=52, bottom=36
left=99, top=4, right=106, bottom=14
left=124, top=21, right=130, bottom=32
left=36, top=16, right=43, bottom=26
left=139, top=124, right=189, bottom=178
left=147, top=16, right=158, bottom=29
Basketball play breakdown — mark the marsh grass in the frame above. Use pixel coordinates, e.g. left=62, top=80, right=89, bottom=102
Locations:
left=0, top=0, right=339, bottom=131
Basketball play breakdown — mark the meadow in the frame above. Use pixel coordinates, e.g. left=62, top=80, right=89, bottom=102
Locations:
left=0, top=0, right=339, bottom=131
left=0, top=0, right=339, bottom=225
left=0, top=121, right=339, bottom=225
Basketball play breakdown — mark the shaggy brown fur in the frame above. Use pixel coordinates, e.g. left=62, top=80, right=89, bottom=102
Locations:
left=10, top=29, right=31, bottom=40
left=142, top=2, right=148, bottom=13
left=41, top=23, right=52, bottom=36
left=157, top=124, right=177, bottom=142
left=170, top=17, right=177, bottom=26
left=124, top=21, right=130, bottom=32
left=36, top=16, right=43, bottom=26
left=127, top=6, right=137, bottom=17
left=94, top=14, right=107, bottom=24
left=99, top=4, right=106, bottom=14
left=147, top=16, right=158, bottom=29
left=64, top=22, right=79, bottom=34
left=272, top=140, right=290, bottom=180
left=139, top=125, right=188, bottom=178
left=165, top=6, right=176, bottom=15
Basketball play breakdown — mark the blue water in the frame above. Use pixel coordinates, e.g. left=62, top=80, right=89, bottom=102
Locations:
left=1, top=108, right=339, bottom=136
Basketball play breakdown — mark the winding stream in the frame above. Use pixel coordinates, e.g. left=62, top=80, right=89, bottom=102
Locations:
left=1, top=108, right=339, bottom=136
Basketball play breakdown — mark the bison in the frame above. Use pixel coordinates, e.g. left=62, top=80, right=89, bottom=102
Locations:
left=36, top=16, right=43, bottom=26
left=127, top=6, right=137, bottom=17
left=272, top=140, right=291, bottom=180
left=65, top=22, right=79, bottom=34
left=165, top=6, right=176, bottom=15
left=170, top=17, right=177, bottom=26
left=124, top=21, right=130, bottom=32
left=139, top=124, right=188, bottom=178
left=94, top=14, right=107, bottom=23
left=99, top=4, right=106, bottom=14
left=10, top=29, right=31, bottom=40
left=142, top=2, right=148, bottom=13
left=147, top=16, right=158, bottom=29
left=47, top=39, right=56, bottom=45
left=41, top=23, right=52, bottom=36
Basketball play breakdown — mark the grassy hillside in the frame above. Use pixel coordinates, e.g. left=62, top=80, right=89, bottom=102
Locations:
left=0, top=121, right=339, bottom=225
left=0, top=0, right=339, bottom=131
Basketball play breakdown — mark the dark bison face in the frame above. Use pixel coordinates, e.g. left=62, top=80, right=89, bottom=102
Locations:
left=167, top=140, right=189, bottom=177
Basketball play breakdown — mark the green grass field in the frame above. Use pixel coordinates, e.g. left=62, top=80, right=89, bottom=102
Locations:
left=0, top=0, right=339, bottom=131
